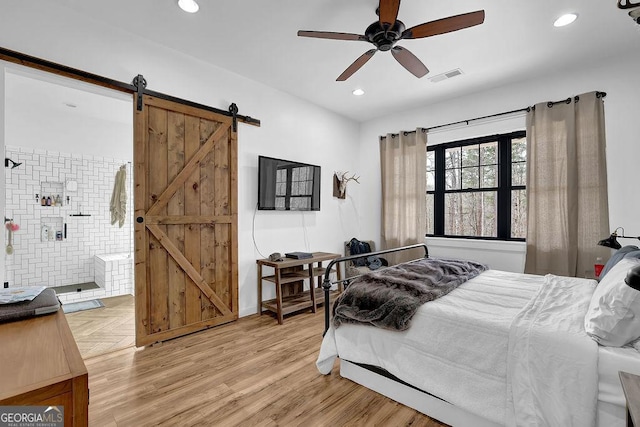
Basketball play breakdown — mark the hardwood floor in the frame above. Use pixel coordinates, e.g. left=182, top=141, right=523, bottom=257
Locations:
left=83, top=307, right=448, bottom=426
left=65, top=294, right=135, bottom=359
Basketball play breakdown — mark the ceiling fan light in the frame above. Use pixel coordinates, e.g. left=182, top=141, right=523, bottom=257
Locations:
left=554, top=13, right=578, bottom=27
left=352, top=89, right=365, bottom=96
left=178, top=0, right=199, bottom=13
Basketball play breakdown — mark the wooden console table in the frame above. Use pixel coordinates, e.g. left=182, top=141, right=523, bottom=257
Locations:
left=257, top=252, right=342, bottom=324
left=0, top=309, right=88, bottom=426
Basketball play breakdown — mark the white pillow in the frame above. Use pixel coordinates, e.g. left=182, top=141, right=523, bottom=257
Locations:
left=584, top=257, right=640, bottom=347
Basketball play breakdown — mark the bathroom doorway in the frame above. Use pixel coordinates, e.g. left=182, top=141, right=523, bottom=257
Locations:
left=2, top=65, right=135, bottom=357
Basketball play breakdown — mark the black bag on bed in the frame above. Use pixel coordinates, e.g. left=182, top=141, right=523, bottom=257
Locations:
left=348, top=238, right=371, bottom=267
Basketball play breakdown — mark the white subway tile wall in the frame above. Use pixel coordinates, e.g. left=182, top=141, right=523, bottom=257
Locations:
left=4, top=146, right=134, bottom=302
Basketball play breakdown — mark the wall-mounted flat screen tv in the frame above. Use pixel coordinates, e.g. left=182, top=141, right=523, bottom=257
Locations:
left=258, top=155, right=321, bottom=211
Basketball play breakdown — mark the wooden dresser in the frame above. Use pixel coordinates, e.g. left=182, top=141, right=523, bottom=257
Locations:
left=0, top=309, right=88, bottom=426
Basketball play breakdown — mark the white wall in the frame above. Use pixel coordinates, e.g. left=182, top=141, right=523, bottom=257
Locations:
left=0, top=3, right=362, bottom=317
left=358, top=54, right=640, bottom=272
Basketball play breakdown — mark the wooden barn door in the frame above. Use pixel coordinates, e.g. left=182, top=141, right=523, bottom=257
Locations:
left=134, top=95, right=238, bottom=347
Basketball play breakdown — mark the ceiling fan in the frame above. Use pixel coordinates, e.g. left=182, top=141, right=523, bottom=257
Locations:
left=297, top=0, right=485, bottom=81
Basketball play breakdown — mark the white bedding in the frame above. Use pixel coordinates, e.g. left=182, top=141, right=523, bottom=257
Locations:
left=317, top=270, right=602, bottom=426
left=506, top=274, right=598, bottom=426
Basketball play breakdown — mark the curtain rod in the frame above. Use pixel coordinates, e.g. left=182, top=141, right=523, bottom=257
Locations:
left=404, top=91, right=607, bottom=135
left=424, top=106, right=529, bottom=132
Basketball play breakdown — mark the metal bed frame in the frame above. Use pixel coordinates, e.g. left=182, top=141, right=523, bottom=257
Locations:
left=316, top=243, right=628, bottom=427
left=320, top=243, right=429, bottom=335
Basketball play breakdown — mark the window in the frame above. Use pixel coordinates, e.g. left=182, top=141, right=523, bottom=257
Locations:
left=275, top=165, right=314, bottom=210
left=426, top=131, right=526, bottom=240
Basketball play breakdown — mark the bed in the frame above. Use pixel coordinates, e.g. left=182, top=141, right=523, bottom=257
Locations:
left=316, top=243, right=640, bottom=427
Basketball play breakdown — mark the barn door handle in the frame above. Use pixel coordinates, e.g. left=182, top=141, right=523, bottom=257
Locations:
left=136, top=217, right=144, bottom=223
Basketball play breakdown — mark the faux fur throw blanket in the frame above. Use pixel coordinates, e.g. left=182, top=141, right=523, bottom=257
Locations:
left=332, top=257, right=488, bottom=331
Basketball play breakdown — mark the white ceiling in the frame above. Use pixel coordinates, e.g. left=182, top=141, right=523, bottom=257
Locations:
left=32, top=1, right=640, bottom=122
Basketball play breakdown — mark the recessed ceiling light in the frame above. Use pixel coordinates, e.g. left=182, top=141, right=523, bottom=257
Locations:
left=178, top=0, right=199, bottom=13
left=352, top=89, right=365, bottom=96
left=554, top=13, right=578, bottom=27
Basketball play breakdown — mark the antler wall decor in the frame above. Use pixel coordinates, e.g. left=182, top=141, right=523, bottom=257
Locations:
left=333, top=171, right=360, bottom=199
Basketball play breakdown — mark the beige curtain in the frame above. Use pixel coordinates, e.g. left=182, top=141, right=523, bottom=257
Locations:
left=524, top=91, right=610, bottom=277
left=380, top=129, right=427, bottom=264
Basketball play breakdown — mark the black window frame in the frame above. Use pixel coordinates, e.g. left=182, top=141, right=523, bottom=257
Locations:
left=427, top=130, right=526, bottom=241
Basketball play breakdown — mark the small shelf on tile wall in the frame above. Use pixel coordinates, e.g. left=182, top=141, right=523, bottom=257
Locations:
left=41, top=217, right=65, bottom=242
left=39, top=181, right=65, bottom=207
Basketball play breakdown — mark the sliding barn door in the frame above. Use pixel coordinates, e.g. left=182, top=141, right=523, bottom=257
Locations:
left=134, top=95, right=238, bottom=347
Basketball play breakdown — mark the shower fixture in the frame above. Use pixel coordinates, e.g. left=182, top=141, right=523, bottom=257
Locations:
left=5, top=158, right=22, bottom=169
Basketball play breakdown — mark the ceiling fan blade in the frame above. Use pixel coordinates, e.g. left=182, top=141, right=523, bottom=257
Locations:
left=297, top=30, right=367, bottom=41
left=391, top=46, right=428, bottom=78
left=337, top=49, right=377, bottom=81
left=379, top=0, right=401, bottom=26
left=402, top=10, right=485, bottom=39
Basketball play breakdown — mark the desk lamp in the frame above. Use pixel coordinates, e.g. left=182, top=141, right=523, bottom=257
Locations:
left=598, top=227, right=640, bottom=250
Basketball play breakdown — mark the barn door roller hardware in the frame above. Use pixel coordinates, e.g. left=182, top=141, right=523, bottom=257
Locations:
left=133, top=74, right=147, bottom=111
left=229, top=103, right=239, bottom=132
left=128, top=73, right=259, bottom=128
